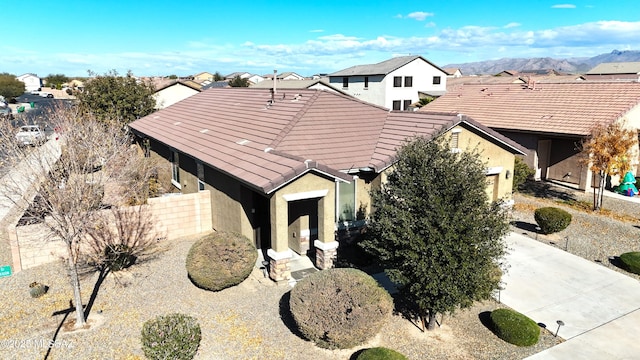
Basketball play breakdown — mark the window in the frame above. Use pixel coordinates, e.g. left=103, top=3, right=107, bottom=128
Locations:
left=404, top=76, right=413, bottom=87
left=433, top=76, right=441, bottom=85
left=450, top=129, right=462, bottom=152
left=364, top=76, right=369, bottom=89
left=171, top=151, right=180, bottom=188
left=197, top=162, right=205, bottom=191
left=337, top=179, right=356, bottom=222
left=392, top=100, right=401, bottom=110
left=393, top=76, right=402, bottom=87
left=403, top=100, right=412, bottom=111
left=342, top=77, right=348, bottom=88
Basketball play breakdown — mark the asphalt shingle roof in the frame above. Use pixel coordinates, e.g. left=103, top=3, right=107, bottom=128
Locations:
left=422, top=82, right=640, bottom=136
left=329, top=55, right=446, bottom=77
left=130, top=88, right=524, bottom=194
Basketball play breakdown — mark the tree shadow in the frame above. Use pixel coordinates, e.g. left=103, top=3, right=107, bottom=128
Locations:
left=44, top=300, right=76, bottom=360
left=278, top=291, right=306, bottom=340
left=83, top=265, right=110, bottom=320
left=518, top=181, right=577, bottom=201
left=391, top=292, right=428, bottom=332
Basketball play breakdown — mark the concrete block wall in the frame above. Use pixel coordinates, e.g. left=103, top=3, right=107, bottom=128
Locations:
left=8, top=190, right=213, bottom=272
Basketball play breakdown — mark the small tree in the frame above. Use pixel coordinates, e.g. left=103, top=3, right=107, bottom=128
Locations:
left=77, top=70, right=156, bottom=128
left=361, top=136, right=509, bottom=331
left=228, top=75, right=249, bottom=87
left=213, top=72, right=224, bottom=81
left=0, top=104, right=162, bottom=328
left=0, top=73, right=26, bottom=99
left=46, top=73, right=70, bottom=89
left=581, top=121, right=637, bottom=210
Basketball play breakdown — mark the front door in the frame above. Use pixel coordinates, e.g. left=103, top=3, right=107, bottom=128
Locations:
left=537, top=140, right=552, bottom=180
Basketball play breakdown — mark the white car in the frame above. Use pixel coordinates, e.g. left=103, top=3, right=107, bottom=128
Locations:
left=16, top=125, right=46, bottom=146
left=39, top=92, right=54, bottom=98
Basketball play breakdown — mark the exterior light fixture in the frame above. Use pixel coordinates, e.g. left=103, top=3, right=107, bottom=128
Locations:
left=506, top=170, right=511, bottom=179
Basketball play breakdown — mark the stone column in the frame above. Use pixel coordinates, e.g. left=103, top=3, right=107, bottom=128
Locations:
left=267, top=248, right=292, bottom=284
left=314, top=240, right=339, bottom=270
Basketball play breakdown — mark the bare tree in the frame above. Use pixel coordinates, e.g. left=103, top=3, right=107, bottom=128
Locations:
left=581, top=121, right=637, bottom=210
left=0, top=104, right=164, bottom=328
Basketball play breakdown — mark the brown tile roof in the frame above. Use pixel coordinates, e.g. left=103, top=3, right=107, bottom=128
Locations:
left=423, top=82, right=640, bottom=136
left=130, top=88, right=524, bottom=194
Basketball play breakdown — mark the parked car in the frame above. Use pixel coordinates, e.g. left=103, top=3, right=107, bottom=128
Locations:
left=30, top=88, right=41, bottom=95
left=0, top=106, right=13, bottom=120
left=38, top=92, right=54, bottom=98
left=16, top=125, right=46, bottom=146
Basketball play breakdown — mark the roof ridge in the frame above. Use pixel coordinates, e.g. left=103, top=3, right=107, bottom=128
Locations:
left=268, top=90, right=322, bottom=149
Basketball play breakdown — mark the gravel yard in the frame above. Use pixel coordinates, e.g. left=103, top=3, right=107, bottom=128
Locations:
left=1, top=181, right=638, bottom=359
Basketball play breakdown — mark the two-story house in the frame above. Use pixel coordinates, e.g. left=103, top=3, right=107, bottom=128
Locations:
left=16, top=73, right=42, bottom=92
left=328, top=55, right=448, bottom=110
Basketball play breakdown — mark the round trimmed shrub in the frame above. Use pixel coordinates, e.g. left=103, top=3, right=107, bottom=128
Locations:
left=289, top=268, right=393, bottom=349
left=141, top=313, right=201, bottom=360
left=490, top=308, right=540, bottom=346
left=534, top=207, right=572, bottom=234
left=620, top=252, right=640, bottom=274
left=356, top=347, right=408, bottom=360
left=186, top=231, right=257, bottom=291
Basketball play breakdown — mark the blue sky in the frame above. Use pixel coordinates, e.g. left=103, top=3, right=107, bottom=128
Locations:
left=1, top=0, right=639, bottom=77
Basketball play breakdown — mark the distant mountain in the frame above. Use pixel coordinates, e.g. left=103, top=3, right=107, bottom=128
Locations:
left=444, top=50, right=640, bottom=75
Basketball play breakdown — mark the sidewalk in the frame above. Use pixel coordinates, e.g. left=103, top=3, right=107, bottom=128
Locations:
left=500, top=232, right=640, bottom=359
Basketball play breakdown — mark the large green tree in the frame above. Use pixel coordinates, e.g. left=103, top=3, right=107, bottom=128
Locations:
left=361, top=136, right=509, bottom=331
left=77, top=70, right=156, bottom=128
left=0, top=73, right=25, bottom=99
left=228, top=75, right=249, bottom=87
left=46, top=73, right=69, bottom=89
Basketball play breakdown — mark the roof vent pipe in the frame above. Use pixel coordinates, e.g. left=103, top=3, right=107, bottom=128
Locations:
left=273, top=69, right=277, bottom=95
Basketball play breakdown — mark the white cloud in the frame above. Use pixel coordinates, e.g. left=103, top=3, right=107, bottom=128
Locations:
left=309, top=29, right=324, bottom=33
left=424, top=21, right=436, bottom=28
left=504, top=22, right=521, bottom=29
left=551, top=4, right=576, bottom=8
left=406, top=11, right=434, bottom=21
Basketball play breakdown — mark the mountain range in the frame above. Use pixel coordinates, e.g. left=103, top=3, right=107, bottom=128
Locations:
left=443, top=50, right=640, bottom=75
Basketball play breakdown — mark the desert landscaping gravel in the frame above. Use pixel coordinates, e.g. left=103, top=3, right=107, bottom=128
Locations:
left=1, top=182, right=638, bottom=359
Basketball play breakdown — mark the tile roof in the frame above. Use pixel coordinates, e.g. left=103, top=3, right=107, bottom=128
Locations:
left=329, top=55, right=446, bottom=77
left=422, top=82, right=640, bottom=136
left=130, top=88, right=524, bottom=194
left=587, top=62, right=640, bottom=75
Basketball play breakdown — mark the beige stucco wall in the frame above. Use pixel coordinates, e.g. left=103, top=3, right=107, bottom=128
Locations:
left=269, top=172, right=336, bottom=253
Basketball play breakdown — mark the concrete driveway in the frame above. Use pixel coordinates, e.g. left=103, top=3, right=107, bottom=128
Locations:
left=500, top=232, right=640, bottom=359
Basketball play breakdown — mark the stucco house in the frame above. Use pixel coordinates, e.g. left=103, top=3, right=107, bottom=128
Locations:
left=153, top=80, right=203, bottom=109
left=16, top=73, right=42, bottom=92
left=129, top=88, right=525, bottom=282
left=225, top=72, right=265, bottom=84
left=328, top=55, right=448, bottom=110
left=193, top=72, right=216, bottom=84
left=585, top=62, right=640, bottom=81
left=277, top=72, right=305, bottom=81
left=444, top=68, right=463, bottom=78
left=423, top=82, right=640, bottom=190
left=250, top=78, right=345, bottom=94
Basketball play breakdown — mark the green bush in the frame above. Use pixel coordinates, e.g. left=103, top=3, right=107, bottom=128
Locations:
left=490, top=308, right=540, bottom=346
left=534, top=207, right=572, bottom=234
left=356, top=347, right=408, bottom=360
left=289, top=268, right=393, bottom=349
left=141, top=313, right=201, bottom=360
left=620, top=252, right=640, bottom=274
left=185, top=231, right=257, bottom=291
left=513, top=157, right=534, bottom=191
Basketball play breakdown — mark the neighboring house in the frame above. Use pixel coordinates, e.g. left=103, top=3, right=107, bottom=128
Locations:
left=444, top=68, right=463, bottom=78
left=328, top=55, right=448, bottom=110
left=225, top=72, right=265, bottom=84
left=423, top=82, right=640, bottom=190
left=277, top=72, right=305, bottom=81
left=495, top=70, right=519, bottom=77
left=250, top=78, right=346, bottom=94
left=585, top=62, right=640, bottom=81
left=193, top=72, right=215, bottom=84
left=153, top=80, right=202, bottom=109
left=129, top=88, right=525, bottom=282
left=16, top=73, right=42, bottom=92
